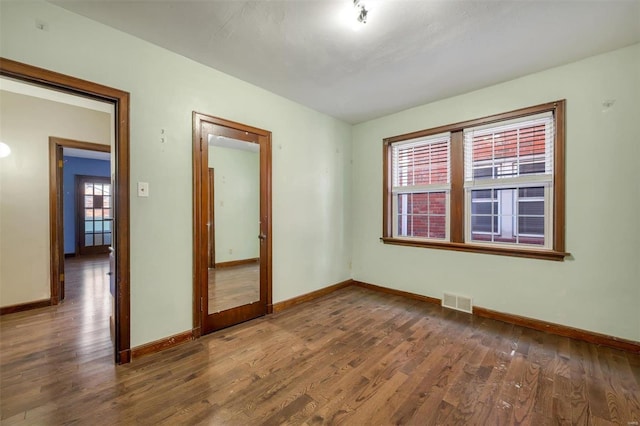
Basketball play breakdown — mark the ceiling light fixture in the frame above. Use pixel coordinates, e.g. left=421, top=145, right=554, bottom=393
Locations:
left=353, top=0, right=369, bottom=24
left=0, top=142, right=11, bottom=158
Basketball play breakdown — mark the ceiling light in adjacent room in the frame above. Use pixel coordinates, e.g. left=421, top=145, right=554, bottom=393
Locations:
left=0, top=142, right=11, bottom=158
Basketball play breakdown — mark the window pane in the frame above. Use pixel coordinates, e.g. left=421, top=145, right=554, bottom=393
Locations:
left=412, top=215, right=429, bottom=238
left=519, top=201, right=544, bottom=216
left=85, top=209, right=93, bottom=219
left=94, top=209, right=103, bottom=219
left=103, top=208, right=111, bottom=219
left=520, top=162, right=545, bottom=175
left=84, top=195, right=93, bottom=208
left=470, top=188, right=509, bottom=241
left=429, top=192, right=446, bottom=210
left=85, top=221, right=93, bottom=233
left=473, top=166, right=495, bottom=179
left=104, top=233, right=112, bottom=245
left=411, top=192, right=428, bottom=214
left=94, top=184, right=103, bottom=196
left=104, top=220, right=112, bottom=231
left=93, top=195, right=103, bottom=209
left=95, top=234, right=103, bottom=246
left=429, top=215, right=446, bottom=239
left=472, top=216, right=494, bottom=233
left=396, top=192, right=446, bottom=240
left=94, top=220, right=103, bottom=232
left=472, top=202, right=492, bottom=215
left=519, top=216, right=544, bottom=235
left=472, top=189, right=493, bottom=199
left=85, top=234, right=94, bottom=247
left=84, top=183, right=93, bottom=195
left=103, top=195, right=111, bottom=208
left=103, top=184, right=111, bottom=196
left=519, top=187, right=544, bottom=198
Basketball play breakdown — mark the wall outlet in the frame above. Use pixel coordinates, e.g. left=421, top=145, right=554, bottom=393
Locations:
left=137, top=182, right=149, bottom=197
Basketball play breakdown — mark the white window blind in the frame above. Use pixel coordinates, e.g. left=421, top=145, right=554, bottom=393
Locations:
left=392, top=132, right=451, bottom=191
left=463, top=112, right=554, bottom=187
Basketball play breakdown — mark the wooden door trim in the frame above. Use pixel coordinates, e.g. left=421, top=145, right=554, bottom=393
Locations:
left=2, top=58, right=132, bottom=364
left=208, top=168, right=215, bottom=268
left=50, top=142, right=64, bottom=303
left=192, top=112, right=272, bottom=337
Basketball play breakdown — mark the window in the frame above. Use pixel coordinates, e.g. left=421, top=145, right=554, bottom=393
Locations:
left=382, top=100, right=566, bottom=261
left=392, top=133, right=450, bottom=240
left=464, top=113, right=553, bottom=248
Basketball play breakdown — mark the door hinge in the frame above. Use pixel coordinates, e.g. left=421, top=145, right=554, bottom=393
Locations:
left=200, top=296, right=203, bottom=312
left=58, top=159, right=64, bottom=168
left=200, top=138, right=203, bottom=152
left=60, top=273, right=64, bottom=282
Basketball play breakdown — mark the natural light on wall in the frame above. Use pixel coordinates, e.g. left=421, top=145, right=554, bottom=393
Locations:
left=0, top=142, right=11, bottom=158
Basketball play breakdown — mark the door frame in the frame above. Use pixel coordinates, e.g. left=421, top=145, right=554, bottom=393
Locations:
left=208, top=168, right=215, bottom=268
left=1, top=57, right=132, bottom=364
left=50, top=138, right=111, bottom=301
left=192, top=112, right=272, bottom=338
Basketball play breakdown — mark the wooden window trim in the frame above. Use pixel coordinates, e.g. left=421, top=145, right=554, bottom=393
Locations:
left=382, top=100, right=568, bottom=261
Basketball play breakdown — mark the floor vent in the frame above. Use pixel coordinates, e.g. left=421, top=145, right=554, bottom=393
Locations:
left=442, top=292, right=473, bottom=314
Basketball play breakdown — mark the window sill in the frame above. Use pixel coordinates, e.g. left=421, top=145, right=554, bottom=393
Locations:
left=380, top=237, right=569, bottom=261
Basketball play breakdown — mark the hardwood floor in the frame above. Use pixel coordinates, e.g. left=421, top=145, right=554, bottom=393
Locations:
left=1, top=257, right=639, bottom=425
left=208, top=262, right=260, bottom=313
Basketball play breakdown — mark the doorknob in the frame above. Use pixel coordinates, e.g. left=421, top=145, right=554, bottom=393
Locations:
left=258, top=233, right=267, bottom=240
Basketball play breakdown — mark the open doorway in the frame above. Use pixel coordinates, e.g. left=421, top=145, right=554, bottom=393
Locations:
left=50, top=138, right=111, bottom=303
left=0, top=58, right=131, bottom=364
left=56, top=141, right=114, bottom=354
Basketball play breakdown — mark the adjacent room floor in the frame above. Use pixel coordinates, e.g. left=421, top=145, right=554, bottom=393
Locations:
left=208, top=262, right=260, bottom=314
left=1, top=255, right=639, bottom=424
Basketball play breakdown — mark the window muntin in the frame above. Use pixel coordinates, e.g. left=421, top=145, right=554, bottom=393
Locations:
left=383, top=100, right=566, bottom=260
left=391, top=133, right=450, bottom=241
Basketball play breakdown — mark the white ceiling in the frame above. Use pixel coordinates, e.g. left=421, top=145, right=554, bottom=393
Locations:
left=51, top=0, right=640, bottom=124
left=64, top=147, right=111, bottom=161
left=208, top=134, right=260, bottom=152
left=0, top=77, right=113, bottom=114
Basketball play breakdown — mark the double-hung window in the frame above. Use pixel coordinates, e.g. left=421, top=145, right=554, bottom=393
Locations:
left=382, top=100, right=566, bottom=261
left=392, top=133, right=450, bottom=241
left=464, top=113, right=554, bottom=248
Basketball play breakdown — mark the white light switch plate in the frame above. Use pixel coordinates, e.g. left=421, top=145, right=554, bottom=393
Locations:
left=137, top=182, right=149, bottom=197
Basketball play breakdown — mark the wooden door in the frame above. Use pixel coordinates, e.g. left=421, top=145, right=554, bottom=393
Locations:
left=76, top=175, right=113, bottom=255
left=193, top=113, right=272, bottom=336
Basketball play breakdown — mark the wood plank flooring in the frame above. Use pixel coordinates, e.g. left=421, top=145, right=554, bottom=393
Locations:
left=208, top=263, right=259, bottom=313
left=1, top=256, right=639, bottom=425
